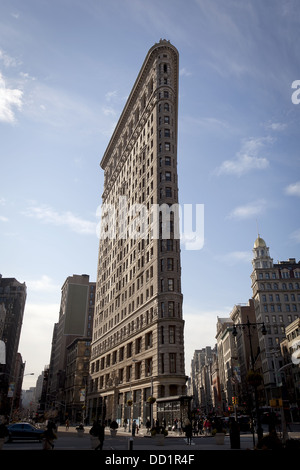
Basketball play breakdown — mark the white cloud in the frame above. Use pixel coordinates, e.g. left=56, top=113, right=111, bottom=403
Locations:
left=285, top=181, right=300, bottom=197
left=26, top=275, right=60, bottom=293
left=23, top=203, right=97, bottom=235
left=102, top=106, right=116, bottom=116
left=0, top=49, right=20, bottom=68
left=0, top=216, right=8, bottom=222
left=266, top=122, right=287, bottom=132
left=219, top=251, right=252, bottom=265
left=290, top=228, right=300, bottom=244
left=217, top=154, right=269, bottom=176
left=0, top=73, right=23, bottom=123
left=179, top=68, right=192, bottom=77
left=105, top=90, right=118, bottom=101
left=228, top=199, right=267, bottom=220
left=216, top=137, right=272, bottom=177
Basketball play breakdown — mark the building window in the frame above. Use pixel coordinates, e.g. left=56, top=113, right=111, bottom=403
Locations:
left=126, top=365, right=132, bottom=382
left=161, top=326, right=164, bottom=344
left=112, top=351, right=117, bottom=364
left=168, top=301, right=175, bottom=316
left=166, top=239, right=173, bottom=251
left=160, top=354, right=165, bottom=373
left=119, top=347, right=124, bottom=361
left=145, top=332, right=153, bottom=349
left=167, top=258, right=174, bottom=271
left=145, top=358, right=152, bottom=376
left=169, top=353, right=176, bottom=373
left=169, top=326, right=176, bottom=344
left=127, top=342, right=133, bottom=358
left=135, top=361, right=142, bottom=379
left=135, top=337, right=142, bottom=354
left=168, top=279, right=174, bottom=291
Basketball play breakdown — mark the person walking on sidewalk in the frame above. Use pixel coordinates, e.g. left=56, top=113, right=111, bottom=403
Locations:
left=132, top=420, right=137, bottom=437
left=204, top=418, right=211, bottom=436
left=184, top=419, right=193, bottom=445
left=90, top=420, right=105, bottom=450
left=42, top=421, right=57, bottom=450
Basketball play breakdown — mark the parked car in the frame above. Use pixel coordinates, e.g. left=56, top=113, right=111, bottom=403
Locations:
left=7, top=422, right=44, bottom=442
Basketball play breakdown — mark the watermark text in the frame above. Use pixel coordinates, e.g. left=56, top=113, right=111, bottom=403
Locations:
left=96, top=197, right=204, bottom=250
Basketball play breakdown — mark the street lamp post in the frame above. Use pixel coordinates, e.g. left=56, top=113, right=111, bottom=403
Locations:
left=5, top=373, right=35, bottom=422
left=232, top=316, right=266, bottom=447
left=276, top=363, right=292, bottom=444
left=145, top=360, right=154, bottom=428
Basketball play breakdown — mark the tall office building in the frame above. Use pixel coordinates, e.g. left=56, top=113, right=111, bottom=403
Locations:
left=251, top=236, right=300, bottom=401
left=89, top=40, right=187, bottom=425
left=0, top=275, right=27, bottom=414
left=47, top=274, right=95, bottom=417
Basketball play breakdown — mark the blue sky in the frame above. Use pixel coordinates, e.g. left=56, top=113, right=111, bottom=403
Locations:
left=0, top=0, right=299, bottom=390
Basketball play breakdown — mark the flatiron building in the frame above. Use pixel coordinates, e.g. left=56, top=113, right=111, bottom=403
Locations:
left=89, top=40, right=187, bottom=425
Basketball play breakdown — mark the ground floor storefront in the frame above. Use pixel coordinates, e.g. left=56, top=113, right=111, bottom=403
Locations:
left=87, top=393, right=192, bottom=429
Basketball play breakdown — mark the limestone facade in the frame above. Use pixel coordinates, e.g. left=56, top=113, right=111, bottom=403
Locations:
left=89, top=40, right=186, bottom=424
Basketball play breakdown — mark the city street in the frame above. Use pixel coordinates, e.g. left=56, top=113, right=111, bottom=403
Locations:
left=2, top=424, right=300, bottom=451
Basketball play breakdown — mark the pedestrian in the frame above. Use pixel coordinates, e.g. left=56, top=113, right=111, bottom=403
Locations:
left=229, top=417, right=240, bottom=449
left=42, top=421, right=57, bottom=450
left=0, top=416, right=8, bottom=450
left=198, top=418, right=203, bottom=435
left=184, top=418, right=193, bottom=445
left=132, top=419, right=137, bottom=437
left=65, top=419, right=69, bottom=431
left=204, top=418, right=211, bottom=436
left=146, top=419, right=151, bottom=434
left=192, top=420, right=199, bottom=436
left=90, top=420, right=105, bottom=450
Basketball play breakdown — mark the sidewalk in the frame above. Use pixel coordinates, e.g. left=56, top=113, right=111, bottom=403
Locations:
left=57, top=425, right=300, bottom=451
